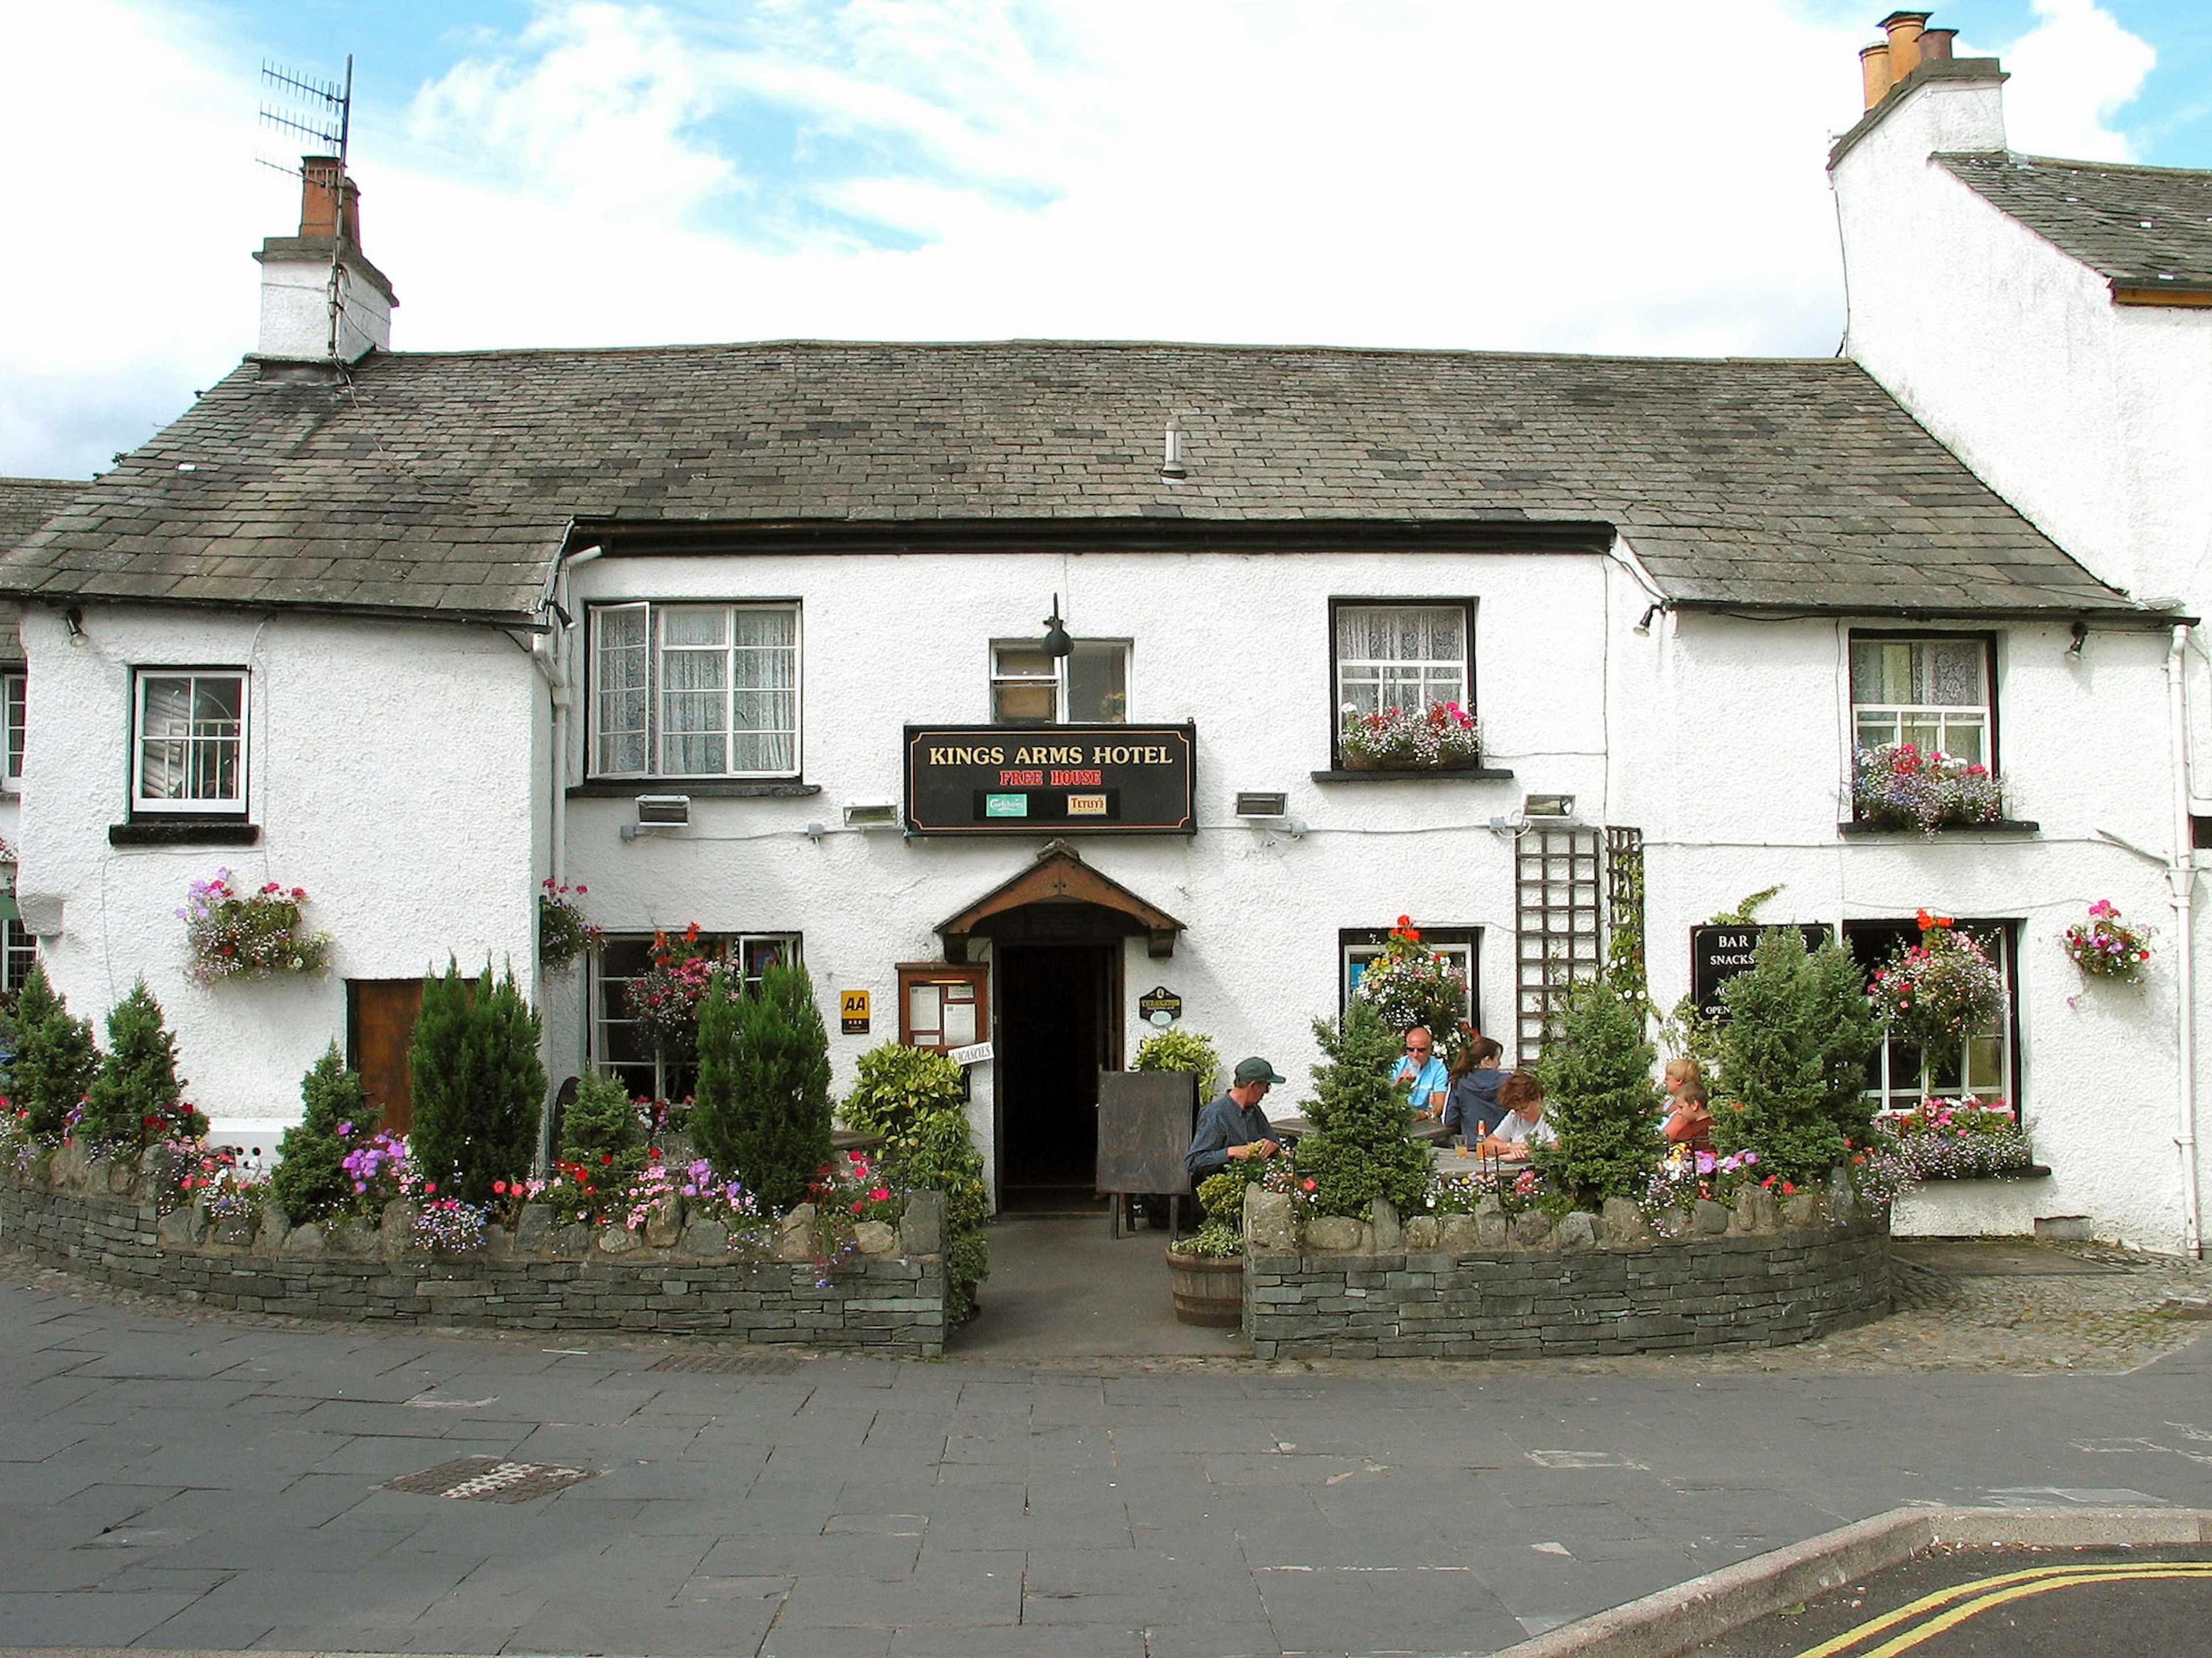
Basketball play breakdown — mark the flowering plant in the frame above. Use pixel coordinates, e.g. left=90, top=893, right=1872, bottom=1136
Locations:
left=1353, top=916, right=1469, bottom=1038
left=412, top=1197, right=488, bottom=1253
left=1637, top=1145, right=1762, bottom=1223
left=541, top=1156, right=624, bottom=1227
left=1339, top=700, right=1482, bottom=769
left=1852, top=743, right=2003, bottom=834
left=624, top=924, right=718, bottom=1057
left=1868, top=912, right=2003, bottom=1049
left=1877, top=1097, right=2034, bottom=1179
left=179, top=869, right=332, bottom=984
left=1423, top=1160, right=1548, bottom=1217
left=2063, top=900, right=2153, bottom=983
left=539, top=879, right=602, bottom=969
left=338, top=1130, right=413, bottom=1212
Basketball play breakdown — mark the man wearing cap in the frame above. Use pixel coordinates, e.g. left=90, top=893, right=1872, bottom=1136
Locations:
left=1184, top=1057, right=1289, bottom=1178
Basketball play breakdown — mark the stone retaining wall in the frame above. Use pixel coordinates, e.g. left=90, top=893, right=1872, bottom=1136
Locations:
left=0, top=1159, right=952, bottom=1357
left=1242, top=1178, right=1891, bottom=1360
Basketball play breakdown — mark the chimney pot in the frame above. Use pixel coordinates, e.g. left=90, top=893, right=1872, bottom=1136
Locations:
left=1883, top=10, right=1931, bottom=85
left=1916, top=27, right=1955, bottom=63
left=1860, top=42, right=1897, bottom=109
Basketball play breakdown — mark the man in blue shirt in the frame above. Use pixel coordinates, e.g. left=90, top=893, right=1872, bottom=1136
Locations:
left=1393, top=1026, right=1449, bottom=1121
left=1184, top=1057, right=1289, bottom=1178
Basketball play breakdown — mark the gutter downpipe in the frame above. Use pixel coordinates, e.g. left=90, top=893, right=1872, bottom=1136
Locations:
left=2168, top=624, right=2203, bottom=1258
left=536, top=540, right=604, bottom=891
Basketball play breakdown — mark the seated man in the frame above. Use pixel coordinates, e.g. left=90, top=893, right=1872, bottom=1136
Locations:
left=1443, top=1037, right=1509, bottom=1140
left=1478, top=1072, right=1555, bottom=1162
left=1393, top=1025, right=1450, bottom=1120
left=1185, top=1056, right=1289, bottom=1179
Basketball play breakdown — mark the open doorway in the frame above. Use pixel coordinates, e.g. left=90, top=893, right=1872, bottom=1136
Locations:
left=995, top=942, right=1120, bottom=1211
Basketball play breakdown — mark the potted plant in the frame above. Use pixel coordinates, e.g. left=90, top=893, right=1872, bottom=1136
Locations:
left=1166, top=1167, right=1252, bottom=1326
left=539, top=879, right=602, bottom=969
left=2063, top=900, right=2153, bottom=984
left=1352, top=917, right=1468, bottom=1038
left=1339, top=700, right=1482, bottom=771
left=1868, top=912, right=2003, bottom=1051
left=180, top=869, right=332, bottom=983
left=1875, top=1097, right=2035, bottom=1179
left=1851, top=743, right=2003, bottom=833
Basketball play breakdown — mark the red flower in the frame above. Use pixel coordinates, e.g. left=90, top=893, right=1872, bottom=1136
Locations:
left=493, top=1181, right=507, bottom=1195
left=1397, top=915, right=1411, bottom=927
left=424, top=1181, right=437, bottom=1194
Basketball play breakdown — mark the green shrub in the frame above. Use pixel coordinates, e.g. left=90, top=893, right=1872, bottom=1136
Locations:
left=408, top=961, right=546, bottom=1206
left=559, top=1071, right=646, bottom=1180
left=1132, top=1027, right=1222, bottom=1099
left=840, top=1040, right=990, bottom=1322
left=694, top=962, right=831, bottom=1216
left=1533, top=975, right=1664, bottom=1205
left=1805, top=939, right=1884, bottom=1147
left=1711, top=928, right=1850, bottom=1186
left=13, top=966, right=99, bottom=1141
left=79, top=980, right=202, bottom=1152
left=1290, top=999, right=1428, bottom=1216
left=271, top=1044, right=376, bottom=1223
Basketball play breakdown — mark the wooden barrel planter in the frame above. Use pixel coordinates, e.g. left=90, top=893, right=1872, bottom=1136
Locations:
left=1165, top=1247, right=1244, bottom=1327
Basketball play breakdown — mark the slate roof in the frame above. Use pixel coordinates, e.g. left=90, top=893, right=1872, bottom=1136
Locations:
left=1938, top=151, right=2212, bottom=287
left=0, top=478, right=87, bottom=555
left=0, top=341, right=2143, bottom=625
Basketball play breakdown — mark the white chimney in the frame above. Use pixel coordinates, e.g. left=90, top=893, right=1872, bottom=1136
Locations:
left=253, top=155, right=397, bottom=361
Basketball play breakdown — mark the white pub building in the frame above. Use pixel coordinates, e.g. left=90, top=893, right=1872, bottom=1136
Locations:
left=2, top=15, right=2206, bottom=1256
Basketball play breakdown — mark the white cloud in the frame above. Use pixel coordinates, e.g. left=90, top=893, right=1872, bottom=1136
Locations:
left=0, top=0, right=2160, bottom=480
left=1973, top=0, right=2156, bottom=161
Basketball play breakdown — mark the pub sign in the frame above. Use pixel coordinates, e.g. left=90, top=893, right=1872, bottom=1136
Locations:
left=904, top=724, right=1196, bottom=836
left=1690, top=924, right=1836, bottom=1020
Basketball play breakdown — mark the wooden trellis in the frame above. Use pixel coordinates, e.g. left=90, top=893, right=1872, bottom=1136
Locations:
left=1514, top=826, right=1603, bottom=1058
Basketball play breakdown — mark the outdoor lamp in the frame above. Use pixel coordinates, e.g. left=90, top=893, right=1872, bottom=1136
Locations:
left=1042, top=595, right=1073, bottom=659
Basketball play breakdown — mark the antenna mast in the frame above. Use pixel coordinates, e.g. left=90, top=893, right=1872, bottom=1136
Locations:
left=256, top=55, right=357, bottom=360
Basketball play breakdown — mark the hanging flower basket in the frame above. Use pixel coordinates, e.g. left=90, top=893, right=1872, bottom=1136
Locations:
left=2062, top=900, right=2153, bottom=984
left=624, top=924, right=719, bottom=1058
left=1354, top=916, right=1469, bottom=1037
left=1868, top=911, right=2002, bottom=1049
left=179, top=869, right=332, bottom=985
left=1339, top=701, right=1482, bottom=770
left=539, top=880, right=603, bottom=969
left=1852, top=743, right=2003, bottom=833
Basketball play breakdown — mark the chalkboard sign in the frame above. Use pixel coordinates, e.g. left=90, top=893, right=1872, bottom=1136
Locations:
left=904, top=724, right=1196, bottom=836
left=1691, top=924, right=1835, bottom=1020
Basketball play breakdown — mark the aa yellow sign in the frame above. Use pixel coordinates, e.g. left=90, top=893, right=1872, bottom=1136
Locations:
left=839, top=989, right=870, bottom=1035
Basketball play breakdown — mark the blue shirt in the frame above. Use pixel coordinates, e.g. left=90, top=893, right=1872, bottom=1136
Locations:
left=1395, top=1053, right=1449, bottom=1113
left=1444, top=1067, right=1509, bottom=1137
left=1185, top=1091, right=1278, bottom=1178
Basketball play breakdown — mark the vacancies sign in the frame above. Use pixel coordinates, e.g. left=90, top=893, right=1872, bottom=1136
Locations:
left=904, top=724, right=1196, bottom=836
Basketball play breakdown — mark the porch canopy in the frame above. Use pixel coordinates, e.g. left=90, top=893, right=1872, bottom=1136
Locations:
left=935, top=841, right=1185, bottom=962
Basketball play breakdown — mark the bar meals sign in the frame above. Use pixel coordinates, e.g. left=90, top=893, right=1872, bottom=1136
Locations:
left=1690, top=923, right=1836, bottom=1020
left=904, top=724, right=1196, bottom=836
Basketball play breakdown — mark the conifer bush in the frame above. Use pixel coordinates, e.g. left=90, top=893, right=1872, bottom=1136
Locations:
left=694, top=962, right=832, bottom=1215
left=558, top=1071, right=646, bottom=1183
left=1805, top=937, right=1883, bottom=1148
left=271, top=1044, right=376, bottom=1223
left=12, top=966, right=99, bottom=1141
left=840, top=1041, right=990, bottom=1321
left=1533, top=974, right=1664, bottom=1205
left=1711, top=928, right=1846, bottom=1185
left=407, top=961, right=546, bottom=1206
left=1290, top=999, right=1429, bottom=1216
left=79, top=980, right=203, bottom=1152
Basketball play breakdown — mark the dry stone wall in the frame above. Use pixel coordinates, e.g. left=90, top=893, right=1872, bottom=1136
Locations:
left=0, top=1155, right=951, bottom=1357
left=1243, top=1179, right=1891, bottom=1360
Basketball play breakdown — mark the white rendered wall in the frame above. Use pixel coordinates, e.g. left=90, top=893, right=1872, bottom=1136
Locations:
left=256, top=255, right=392, bottom=363
left=13, top=605, right=541, bottom=1147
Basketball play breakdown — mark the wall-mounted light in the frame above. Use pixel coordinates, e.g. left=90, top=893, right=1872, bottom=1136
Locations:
left=620, top=794, right=691, bottom=841
left=1634, top=604, right=1661, bottom=635
left=62, top=606, right=84, bottom=639
left=1041, top=595, right=1073, bottom=659
left=2067, top=620, right=2088, bottom=659
left=843, top=801, right=900, bottom=830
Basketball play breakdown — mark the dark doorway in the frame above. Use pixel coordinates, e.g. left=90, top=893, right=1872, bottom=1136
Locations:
left=995, top=942, right=1119, bottom=1211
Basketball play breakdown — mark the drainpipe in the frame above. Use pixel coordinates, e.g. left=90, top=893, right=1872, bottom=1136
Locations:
left=2168, top=624, right=2203, bottom=1257
left=536, top=542, right=604, bottom=890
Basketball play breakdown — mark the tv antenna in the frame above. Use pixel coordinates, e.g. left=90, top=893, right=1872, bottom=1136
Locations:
left=257, top=54, right=351, bottom=176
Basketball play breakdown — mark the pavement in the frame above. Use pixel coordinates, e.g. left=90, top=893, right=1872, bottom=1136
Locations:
left=0, top=1230, right=2209, bottom=1657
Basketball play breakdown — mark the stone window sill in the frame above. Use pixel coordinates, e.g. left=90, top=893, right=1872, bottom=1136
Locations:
left=1911, top=1164, right=2052, bottom=1181
left=1838, top=818, right=2039, bottom=837
left=1312, top=767, right=1516, bottom=784
left=568, top=780, right=822, bottom=799
left=109, top=821, right=261, bottom=847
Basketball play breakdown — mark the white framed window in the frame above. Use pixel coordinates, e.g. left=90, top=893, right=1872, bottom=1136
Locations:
left=1333, top=601, right=1471, bottom=729
left=1, top=918, right=33, bottom=994
left=990, top=640, right=1129, bottom=724
left=132, top=669, right=247, bottom=815
left=1850, top=635, right=1992, bottom=767
left=590, top=602, right=800, bottom=779
left=590, top=931, right=801, bottom=1102
left=1845, top=919, right=2016, bottom=1111
left=2, top=669, right=23, bottom=787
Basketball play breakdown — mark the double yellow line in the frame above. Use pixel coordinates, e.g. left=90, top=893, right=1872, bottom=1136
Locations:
left=1793, top=1558, right=2212, bottom=1657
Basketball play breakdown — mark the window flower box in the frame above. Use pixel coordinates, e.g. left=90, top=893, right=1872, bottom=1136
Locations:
left=1338, top=700, right=1482, bottom=772
left=180, top=868, right=331, bottom=984
left=1852, top=743, right=2005, bottom=834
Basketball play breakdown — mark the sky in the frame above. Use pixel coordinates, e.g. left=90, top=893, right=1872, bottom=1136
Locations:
left=2, top=0, right=2206, bottom=480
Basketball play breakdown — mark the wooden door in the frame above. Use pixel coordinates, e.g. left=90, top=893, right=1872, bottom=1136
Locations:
left=348, top=979, right=423, bottom=1136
